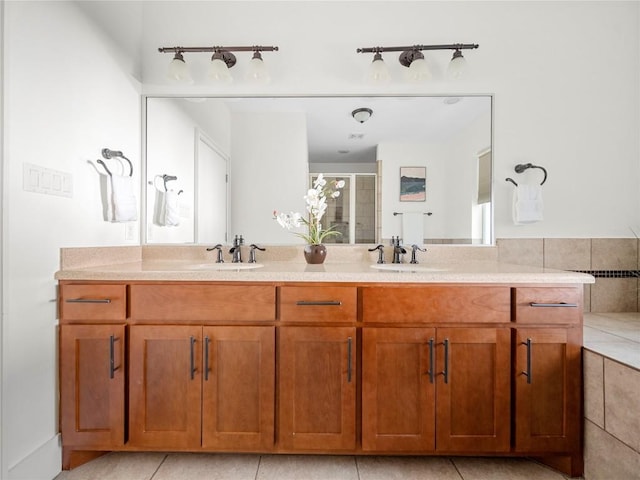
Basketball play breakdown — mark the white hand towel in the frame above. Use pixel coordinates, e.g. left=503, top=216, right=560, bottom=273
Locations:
left=402, top=212, right=424, bottom=245
left=164, top=190, right=180, bottom=226
left=513, top=184, right=543, bottom=224
left=111, top=174, right=137, bottom=222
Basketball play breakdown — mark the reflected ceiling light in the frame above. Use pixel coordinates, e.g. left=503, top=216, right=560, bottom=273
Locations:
left=357, top=43, right=478, bottom=83
left=158, top=45, right=279, bottom=84
left=352, top=108, right=373, bottom=123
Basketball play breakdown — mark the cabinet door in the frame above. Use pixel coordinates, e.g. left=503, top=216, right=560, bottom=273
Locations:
left=436, top=328, right=511, bottom=452
left=60, top=324, right=125, bottom=447
left=362, top=328, right=436, bottom=452
left=279, top=326, right=356, bottom=450
left=514, top=327, right=582, bottom=453
left=202, top=326, right=275, bottom=450
left=129, top=325, right=202, bottom=448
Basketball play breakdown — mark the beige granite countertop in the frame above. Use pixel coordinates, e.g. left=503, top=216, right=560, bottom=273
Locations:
left=56, top=245, right=595, bottom=284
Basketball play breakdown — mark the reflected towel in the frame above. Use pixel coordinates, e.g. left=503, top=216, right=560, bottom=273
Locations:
left=402, top=212, right=424, bottom=245
left=513, top=184, right=543, bottom=224
left=111, top=174, right=137, bottom=222
left=164, top=190, right=180, bottom=226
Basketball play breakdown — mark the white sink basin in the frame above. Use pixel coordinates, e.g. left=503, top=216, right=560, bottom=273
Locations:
left=187, top=263, right=264, bottom=271
left=370, top=264, right=446, bottom=273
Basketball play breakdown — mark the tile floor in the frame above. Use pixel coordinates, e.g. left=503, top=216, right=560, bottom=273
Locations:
left=57, top=313, right=640, bottom=480
left=54, top=453, right=577, bottom=480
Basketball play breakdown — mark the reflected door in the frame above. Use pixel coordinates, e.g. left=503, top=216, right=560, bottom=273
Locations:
left=196, top=132, right=227, bottom=244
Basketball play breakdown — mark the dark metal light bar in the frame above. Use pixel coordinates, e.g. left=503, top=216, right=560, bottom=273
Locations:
left=357, top=44, right=478, bottom=54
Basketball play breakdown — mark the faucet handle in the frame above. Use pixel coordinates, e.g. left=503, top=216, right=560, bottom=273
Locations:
left=410, top=244, right=427, bottom=264
left=248, top=244, right=266, bottom=263
left=206, top=244, right=225, bottom=263
left=368, top=244, right=385, bottom=264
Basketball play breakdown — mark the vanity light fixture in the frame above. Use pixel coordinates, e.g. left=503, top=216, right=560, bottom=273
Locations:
left=158, top=45, right=279, bottom=84
left=357, top=43, right=479, bottom=83
left=352, top=107, right=373, bottom=123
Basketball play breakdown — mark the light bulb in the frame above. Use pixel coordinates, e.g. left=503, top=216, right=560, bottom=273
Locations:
left=167, top=52, right=193, bottom=84
left=366, top=52, right=390, bottom=84
left=447, top=50, right=467, bottom=80
left=209, top=53, right=233, bottom=83
left=245, top=51, right=270, bottom=84
left=406, top=57, right=431, bottom=81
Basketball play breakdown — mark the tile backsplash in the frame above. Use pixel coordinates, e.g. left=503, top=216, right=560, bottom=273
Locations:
left=498, top=238, right=640, bottom=313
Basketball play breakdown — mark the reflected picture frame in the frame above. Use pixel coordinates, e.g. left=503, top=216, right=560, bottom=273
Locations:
left=400, top=167, right=426, bottom=202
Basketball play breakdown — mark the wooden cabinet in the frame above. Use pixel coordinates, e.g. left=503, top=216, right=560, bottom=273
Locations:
left=59, top=324, right=125, bottom=448
left=435, top=327, right=511, bottom=452
left=129, top=324, right=275, bottom=450
left=129, top=325, right=203, bottom=448
left=202, top=326, right=275, bottom=450
left=362, top=327, right=510, bottom=453
left=362, top=327, right=436, bottom=452
left=279, top=326, right=356, bottom=450
left=58, top=280, right=584, bottom=476
left=514, top=328, right=582, bottom=453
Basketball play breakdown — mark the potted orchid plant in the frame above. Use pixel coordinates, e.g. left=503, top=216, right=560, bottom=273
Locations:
left=274, top=174, right=346, bottom=263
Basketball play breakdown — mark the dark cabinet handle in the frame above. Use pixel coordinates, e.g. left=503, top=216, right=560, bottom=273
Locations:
left=441, top=338, right=449, bottom=384
left=347, top=337, right=353, bottom=383
left=521, top=338, right=532, bottom=384
left=190, top=336, right=196, bottom=380
left=427, top=338, right=435, bottom=384
left=204, top=336, right=210, bottom=381
left=296, top=301, right=342, bottom=306
left=66, top=298, right=111, bottom=304
left=109, top=335, right=120, bottom=379
left=529, top=302, right=577, bottom=308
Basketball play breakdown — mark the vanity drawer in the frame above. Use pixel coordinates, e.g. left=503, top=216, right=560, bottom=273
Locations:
left=280, top=286, right=357, bottom=323
left=59, top=284, right=127, bottom=322
left=129, top=284, right=275, bottom=322
left=514, top=287, right=582, bottom=324
left=362, top=286, right=510, bottom=324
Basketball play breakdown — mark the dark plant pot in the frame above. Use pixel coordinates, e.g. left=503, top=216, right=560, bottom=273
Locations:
left=303, top=244, right=327, bottom=264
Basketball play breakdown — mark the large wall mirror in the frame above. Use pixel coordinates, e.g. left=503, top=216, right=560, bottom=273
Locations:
left=144, top=95, right=493, bottom=246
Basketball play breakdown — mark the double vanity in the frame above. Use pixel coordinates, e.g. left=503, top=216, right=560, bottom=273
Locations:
left=56, top=245, right=593, bottom=477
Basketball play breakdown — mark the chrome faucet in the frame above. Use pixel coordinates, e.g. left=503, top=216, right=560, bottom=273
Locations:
left=368, top=244, right=385, bottom=264
left=206, top=244, right=224, bottom=263
left=410, top=244, right=427, bottom=264
left=230, top=235, right=244, bottom=263
left=391, top=236, right=406, bottom=264
left=248, top=244, right=266, bottom=263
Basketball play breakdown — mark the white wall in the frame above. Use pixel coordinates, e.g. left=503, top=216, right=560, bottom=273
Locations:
left=139, top=1, right=639, bottom=240
left=230, top=111, right=309, bottom=244
left=378, top=107, right=489, bottom=242
left=146, top=99, right=198, bottom=243
left=2, top=2, right=141, bottom=478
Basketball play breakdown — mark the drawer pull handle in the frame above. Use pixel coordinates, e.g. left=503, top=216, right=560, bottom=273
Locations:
left=441, top=338, right=449, bottom=384
left=66, top=298, right=112, bottom=304
left=521, top=338, right=532, bottom=384
left=204, top=336, right=210, bottom=381
left=109, top=335, right=120, bottom=379
left=427, top=338, right=435, bottom=384
left=529, top=302, right=577, bottom=308
left=190, top=336, right=196, bottom=380
left=296, top=301, right=342, bottom=306
left=347, top=337, right=353, bottom=383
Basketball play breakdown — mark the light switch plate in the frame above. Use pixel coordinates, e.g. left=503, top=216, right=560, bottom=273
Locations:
left=23, top=163, right=73, bottom=197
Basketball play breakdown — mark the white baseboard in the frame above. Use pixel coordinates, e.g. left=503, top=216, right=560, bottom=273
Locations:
left=8, top=434, right=61, bottom=480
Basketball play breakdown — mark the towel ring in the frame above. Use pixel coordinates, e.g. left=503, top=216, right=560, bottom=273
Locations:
left=163, top=174, right=178, bottom=191
left=102, top=148, right=133, bottom=177
left=505, top=163, right=547, bottom=187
